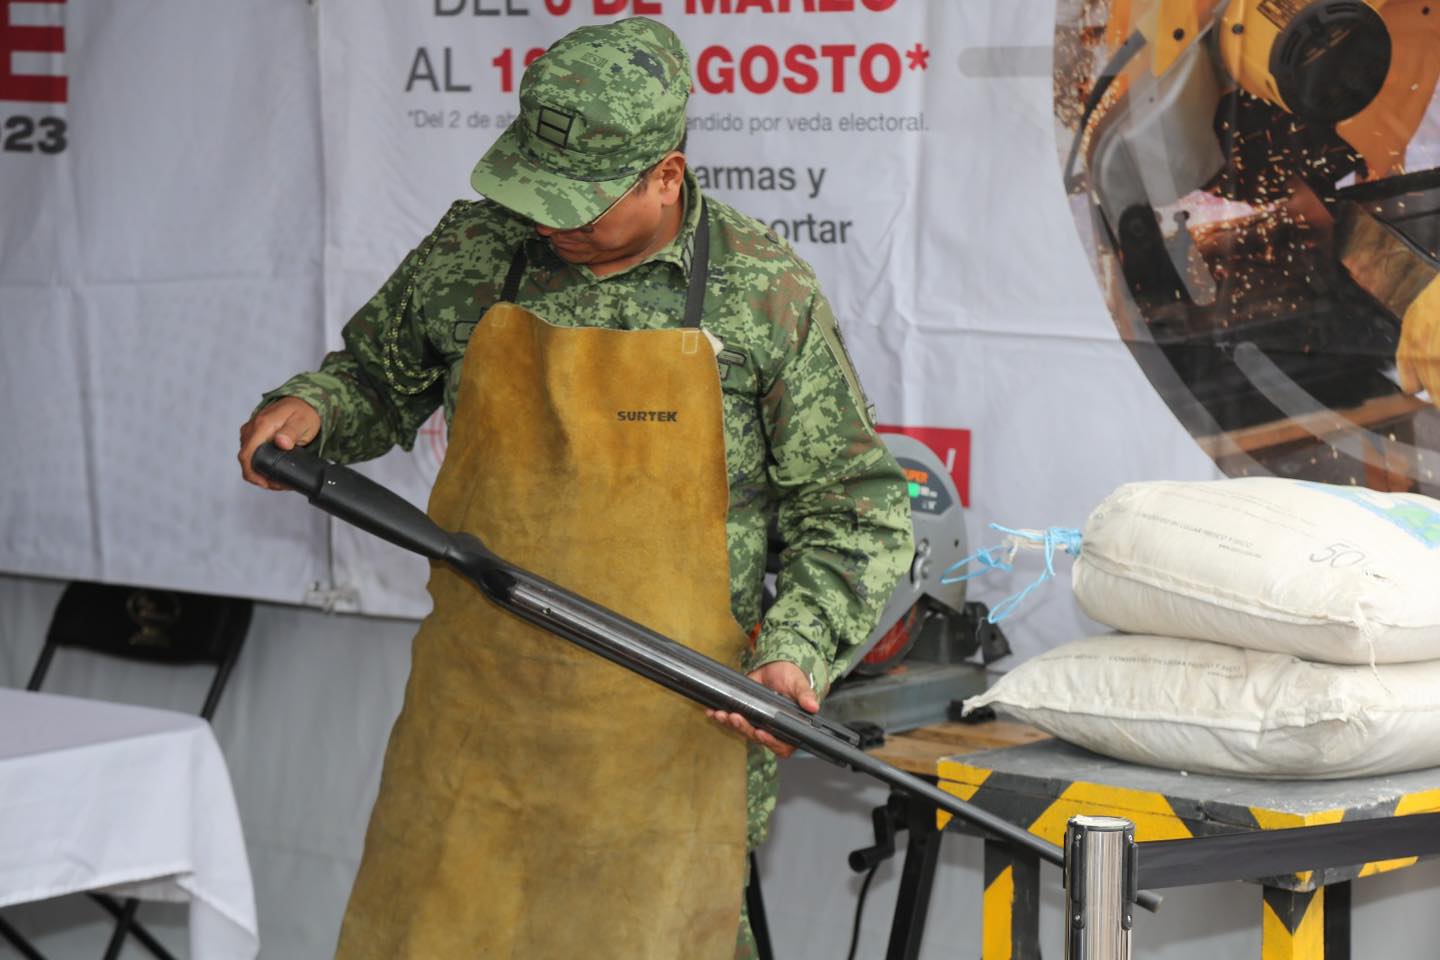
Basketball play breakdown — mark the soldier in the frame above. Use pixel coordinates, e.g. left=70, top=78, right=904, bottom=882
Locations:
left=238, top=16, right=911, bottom=959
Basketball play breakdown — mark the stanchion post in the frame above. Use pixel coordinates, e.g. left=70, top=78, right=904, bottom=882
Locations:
left=1064, top=815, right=1136, bottom=960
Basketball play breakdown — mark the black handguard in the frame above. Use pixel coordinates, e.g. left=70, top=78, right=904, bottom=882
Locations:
left=252, top=443, right=452, bottom=562
left=251, top=441, right=1162, bottom=912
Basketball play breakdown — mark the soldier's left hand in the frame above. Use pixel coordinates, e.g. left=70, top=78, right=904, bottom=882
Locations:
left=706, top=660, right=818, bottom=758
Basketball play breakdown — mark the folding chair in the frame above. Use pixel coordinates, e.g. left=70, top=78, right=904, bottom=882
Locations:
left=0, top=582, right=252, bottom=960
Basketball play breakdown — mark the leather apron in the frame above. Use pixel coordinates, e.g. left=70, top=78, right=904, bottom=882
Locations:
left=335, top=204, right=749, bottom=959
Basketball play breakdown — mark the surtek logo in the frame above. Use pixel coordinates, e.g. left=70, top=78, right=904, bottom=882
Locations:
left=1, top=0, right=67, bottom=104
left=617, top=410, right=679, bottom=422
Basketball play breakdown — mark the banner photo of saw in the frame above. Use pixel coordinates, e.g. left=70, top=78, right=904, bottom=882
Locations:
left=1056, top=0, right=1440, bottom=492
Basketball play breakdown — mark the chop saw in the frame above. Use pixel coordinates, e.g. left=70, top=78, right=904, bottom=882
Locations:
left=818, top=433, right=1010, bottom=737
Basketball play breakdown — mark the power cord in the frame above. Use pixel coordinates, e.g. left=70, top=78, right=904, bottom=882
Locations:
left=845, top=863, right=881, bottom=960
left=845, top=796, right=904, bottom=959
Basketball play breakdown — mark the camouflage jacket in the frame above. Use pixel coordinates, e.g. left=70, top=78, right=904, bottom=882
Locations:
left=264, top=174, right=914, bottom=843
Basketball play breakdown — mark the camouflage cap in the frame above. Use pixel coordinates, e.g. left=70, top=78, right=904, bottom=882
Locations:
left=470, top=17, right=691, bottom=229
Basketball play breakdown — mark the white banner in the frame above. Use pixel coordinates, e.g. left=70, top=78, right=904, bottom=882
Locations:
left=315, top=0, right=1219, bottom=662
left=0, top=0, right=332, bottom=603
left=3, top=0, right=1266, bottom=664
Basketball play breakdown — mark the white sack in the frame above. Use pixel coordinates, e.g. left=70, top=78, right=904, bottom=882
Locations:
left=1072, top=478, right=1440, bottom=664
left=966, top=634, right=1440, bottom=778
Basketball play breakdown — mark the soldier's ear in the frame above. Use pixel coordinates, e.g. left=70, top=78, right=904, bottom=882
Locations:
left=657, top=152, right=686, bottom=203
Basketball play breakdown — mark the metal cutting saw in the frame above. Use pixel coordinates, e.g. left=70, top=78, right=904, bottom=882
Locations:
left=817, top=433, right=1010, bottom=737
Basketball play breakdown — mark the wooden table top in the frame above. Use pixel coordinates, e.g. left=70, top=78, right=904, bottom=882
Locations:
left=868, top=719, right=1050, bottom=776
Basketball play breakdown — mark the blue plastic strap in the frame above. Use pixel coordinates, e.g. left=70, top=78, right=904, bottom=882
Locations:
left=941, top=525, right=1083, bottom=623
left=940, top=543, right=1015, bottom=582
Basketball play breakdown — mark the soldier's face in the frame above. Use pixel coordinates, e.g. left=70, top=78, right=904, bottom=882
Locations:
left=534, top=154, right=687, bottom=274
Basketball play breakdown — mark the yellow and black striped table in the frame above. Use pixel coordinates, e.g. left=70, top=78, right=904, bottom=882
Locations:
left=937, top=738, right=1440, bottom=960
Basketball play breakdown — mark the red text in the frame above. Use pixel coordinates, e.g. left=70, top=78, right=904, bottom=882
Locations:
left=0, top=0, right=66, bottom=104
left=696, top=42, right=902, bottom=95
left=686, top=0, right=898, bottom=11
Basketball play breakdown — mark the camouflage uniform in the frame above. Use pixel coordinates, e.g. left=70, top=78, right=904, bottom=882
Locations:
left=262, top=16, right=913, bottom=955
left=266, top=174, right=913, bottom=836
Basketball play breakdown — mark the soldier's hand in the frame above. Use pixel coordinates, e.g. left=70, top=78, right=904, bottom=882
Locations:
left=238, top=397, right=322, bottom=490
left=706, top=660, right=819, bottom=759
left=1397, top=283, right=1440, bottom=402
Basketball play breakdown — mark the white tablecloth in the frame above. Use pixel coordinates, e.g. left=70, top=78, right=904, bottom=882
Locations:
left=0, top=688, right=258, bottom=959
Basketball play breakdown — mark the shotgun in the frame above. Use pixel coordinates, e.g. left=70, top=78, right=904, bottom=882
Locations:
left=251, top=441, right=1161, bottom=912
